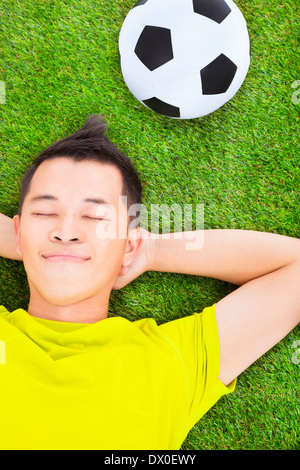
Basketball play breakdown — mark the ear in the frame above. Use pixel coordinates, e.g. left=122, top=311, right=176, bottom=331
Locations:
left=13, top=215, right=22, bottom=257
left=113, top=228, right=147, bottom=290
left=121, top=227, right=143, bottom=269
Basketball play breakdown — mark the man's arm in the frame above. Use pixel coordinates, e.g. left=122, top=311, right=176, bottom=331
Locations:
left=148, top=229, right=300, bottom=286
left=0, top=213, right=22, bottom=260
left=153, top=230, right=300, bottom=385
left=117, top=228, right=300, bottom=386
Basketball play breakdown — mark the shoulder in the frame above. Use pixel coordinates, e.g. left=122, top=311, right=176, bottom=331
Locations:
left=0, top=305, right=10, bottom=317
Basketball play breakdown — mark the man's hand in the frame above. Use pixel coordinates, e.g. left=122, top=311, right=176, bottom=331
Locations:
left=0, top=213, right=22, bottom=261
left=113, top=228, right=157, bottom=290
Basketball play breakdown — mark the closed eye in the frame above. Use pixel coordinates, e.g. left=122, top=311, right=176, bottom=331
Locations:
left=32, top=213, right=58, bottom=217
left=82, top=216, right=108, bottom=221
left=32, top=214, right=108, bottom=221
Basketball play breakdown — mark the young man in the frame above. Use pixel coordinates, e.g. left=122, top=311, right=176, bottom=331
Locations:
left=0, top=115, right=299, bottom=450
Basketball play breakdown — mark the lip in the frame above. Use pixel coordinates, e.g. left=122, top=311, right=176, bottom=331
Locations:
left=42, top=252, right=91, bottom=263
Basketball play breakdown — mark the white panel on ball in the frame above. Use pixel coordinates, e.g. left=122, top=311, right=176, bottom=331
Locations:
left=119, top=0, right=250, bottom=119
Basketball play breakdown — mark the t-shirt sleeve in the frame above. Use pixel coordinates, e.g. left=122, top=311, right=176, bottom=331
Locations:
left=158, top=304, right=236, bottom=431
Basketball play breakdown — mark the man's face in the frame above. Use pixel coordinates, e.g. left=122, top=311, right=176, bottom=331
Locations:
left=14, top=158, right=134, bottom=306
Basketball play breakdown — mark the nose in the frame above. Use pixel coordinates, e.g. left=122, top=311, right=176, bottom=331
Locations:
left=50, top=215, right=84, bottom=244
left=52, top=235, right=79, bottom=242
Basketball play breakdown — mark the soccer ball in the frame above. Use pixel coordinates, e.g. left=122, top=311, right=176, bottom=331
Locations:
left=119, top=0, right=250, bottom=119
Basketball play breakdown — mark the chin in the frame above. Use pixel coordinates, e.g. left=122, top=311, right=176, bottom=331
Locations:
left=43, top=289, right=92, bottom=306
left=28, top=275, right=112, bottom=307
left=30, top=283, right=89, bottom=307
left=46, top=297, right=82, bottom=307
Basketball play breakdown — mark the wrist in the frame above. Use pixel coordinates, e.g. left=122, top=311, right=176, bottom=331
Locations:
left=143, top=231, right=160, bottom=272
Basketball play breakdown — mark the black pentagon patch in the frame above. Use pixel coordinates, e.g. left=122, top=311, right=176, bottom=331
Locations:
left=133, top=0, right=149, bottom=7
left=201, top=54, right=237, bottom=94
left=135, top=26, right=173, bottom=71
left=143, top=97, right=180, bottom=117
left=193, top=0, right=231, bottom=24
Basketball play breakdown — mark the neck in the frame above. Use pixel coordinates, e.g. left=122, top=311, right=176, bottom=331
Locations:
left=27, top=288, right=110, bottom=324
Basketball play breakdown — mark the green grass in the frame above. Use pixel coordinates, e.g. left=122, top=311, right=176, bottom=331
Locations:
left=0, top=0, right=299, bottom=450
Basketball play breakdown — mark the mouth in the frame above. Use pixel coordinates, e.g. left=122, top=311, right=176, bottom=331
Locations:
left=42, top=252, right=91, bottom=263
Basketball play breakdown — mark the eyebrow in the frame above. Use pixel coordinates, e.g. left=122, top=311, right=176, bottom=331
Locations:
left=29, top=195, right=58, bottom=203
left=84, top=197, right=110, bottom=205
left=29, top=195, right=110, bottom=205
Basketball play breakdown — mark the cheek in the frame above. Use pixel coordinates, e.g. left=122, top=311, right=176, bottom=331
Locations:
left=19, top=225, right=42, bottom=257
left=18, top=221, right=50, bottom=272
left=94, top=208, right=128, bottom=242
left=93, top=237, right=127, bottom=270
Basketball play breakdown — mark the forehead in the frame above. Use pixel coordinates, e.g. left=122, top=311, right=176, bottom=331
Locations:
left=27, top=158, right=123, bottom=204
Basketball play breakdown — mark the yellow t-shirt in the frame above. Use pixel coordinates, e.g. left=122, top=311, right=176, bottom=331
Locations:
left=0, top=304, right=235, bottom=450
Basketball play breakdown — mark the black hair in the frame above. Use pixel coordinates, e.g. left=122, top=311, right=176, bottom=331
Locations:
left=18, top=114, right=142, bottom=225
